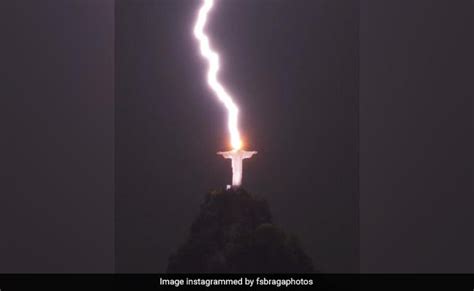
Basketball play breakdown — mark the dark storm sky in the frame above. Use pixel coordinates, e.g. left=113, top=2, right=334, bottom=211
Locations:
left=360, top=0, right=473, bottom=272
left=0, top=0, right=114, bottom=272
left=116, top=0, right=359, bottom=272
left=0, top=0, right=472, bottom=273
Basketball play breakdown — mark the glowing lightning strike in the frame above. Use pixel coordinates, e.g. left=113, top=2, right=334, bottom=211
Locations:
left=194, top=0, right=257, bottom=188
left=193, top=0, right=242, bottom=150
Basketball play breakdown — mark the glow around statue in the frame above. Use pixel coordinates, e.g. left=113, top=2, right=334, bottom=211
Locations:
left=194, top=0, right=258, bottom=188
left=217, top=149, right=257, bottom=187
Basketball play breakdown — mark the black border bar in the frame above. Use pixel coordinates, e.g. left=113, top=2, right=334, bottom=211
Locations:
left=1, top=274, right=473, bottom=290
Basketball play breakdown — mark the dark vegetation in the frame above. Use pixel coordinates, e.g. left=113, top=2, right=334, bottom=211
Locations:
left=167, top=188, right=314, bottom=273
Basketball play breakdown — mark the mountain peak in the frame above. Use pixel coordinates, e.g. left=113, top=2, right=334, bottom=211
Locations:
left=167, top=188, right=314, bottom=273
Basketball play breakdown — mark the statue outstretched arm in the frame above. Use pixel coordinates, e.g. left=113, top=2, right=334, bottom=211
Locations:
left=217, top=151, right=233, bottom=159
left=242, top=151, right=257, bottom=159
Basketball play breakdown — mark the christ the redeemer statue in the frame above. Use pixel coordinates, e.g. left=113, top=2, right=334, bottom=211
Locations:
left=217, top=149, right=257, bottom=187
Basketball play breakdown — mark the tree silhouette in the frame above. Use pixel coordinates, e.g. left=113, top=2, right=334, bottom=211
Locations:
left=167, top=188, right=314, bottom=273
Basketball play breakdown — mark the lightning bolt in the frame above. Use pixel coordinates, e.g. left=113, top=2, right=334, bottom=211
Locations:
left=193, top=0, right=242, bottom=150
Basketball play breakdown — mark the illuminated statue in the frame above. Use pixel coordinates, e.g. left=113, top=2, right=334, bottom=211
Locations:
left=217, top=149, right=257, bottom=187
left=194, top=0, right=258, bottom=188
